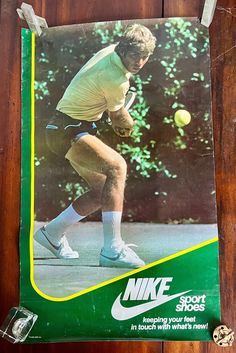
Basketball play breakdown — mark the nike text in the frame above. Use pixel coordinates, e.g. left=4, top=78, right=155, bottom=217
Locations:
left=123, top=277, right=173, bottom=301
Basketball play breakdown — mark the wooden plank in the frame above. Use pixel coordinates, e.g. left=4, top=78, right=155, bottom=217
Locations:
left=1, top=341, right=161, bottom=353
left=0, top=1, right=163, bottom=352
left=164, top=0, right=205, bottom=18
left=163, top=0, right=236, bottom=353
left=207, top=0, right=236, bottom=350
left=0, top=0, right=21, bottom=332
left=42, top=0, right=163, bottom=26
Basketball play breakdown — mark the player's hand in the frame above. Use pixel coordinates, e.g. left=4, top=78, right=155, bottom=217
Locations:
left=113, top=125, right=133, bottom=137
left=109, top=107, right=134, bottom=136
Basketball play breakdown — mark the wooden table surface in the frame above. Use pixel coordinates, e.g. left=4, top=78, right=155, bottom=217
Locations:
left=0, top=0, right=235, bottom=352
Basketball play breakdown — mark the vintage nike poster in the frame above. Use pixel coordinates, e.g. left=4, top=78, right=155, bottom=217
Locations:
left=20, top=18, right=220, bottom=342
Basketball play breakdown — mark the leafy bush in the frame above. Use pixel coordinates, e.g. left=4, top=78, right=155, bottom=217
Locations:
left=34, top=19, right=216, bottom=223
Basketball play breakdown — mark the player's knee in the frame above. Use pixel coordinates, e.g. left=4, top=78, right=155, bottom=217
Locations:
left=108, top=156, right=127, bottom=179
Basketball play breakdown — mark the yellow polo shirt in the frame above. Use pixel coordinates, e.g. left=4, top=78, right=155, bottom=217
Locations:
left=56, top=44, right=131, bottom=121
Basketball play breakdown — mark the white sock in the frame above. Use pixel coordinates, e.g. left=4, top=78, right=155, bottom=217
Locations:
left=45, top=204, right=85, bottom=241
left=102, top=211, right=124, bottom=255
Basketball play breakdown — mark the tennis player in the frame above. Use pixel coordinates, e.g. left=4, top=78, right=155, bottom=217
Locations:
left=35, top=24, right=156, bottom=268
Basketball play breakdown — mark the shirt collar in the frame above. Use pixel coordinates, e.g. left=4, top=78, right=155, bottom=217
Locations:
left=111, top=50, right=131, bottom=77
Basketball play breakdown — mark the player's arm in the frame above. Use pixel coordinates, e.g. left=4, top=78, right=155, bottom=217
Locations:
left=100, top=73, right=133, bottom=136
left=109, top=107, right=134, bottom=137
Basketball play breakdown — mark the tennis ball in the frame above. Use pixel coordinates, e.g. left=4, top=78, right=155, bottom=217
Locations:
left=174, top=110, right=191, bottom=127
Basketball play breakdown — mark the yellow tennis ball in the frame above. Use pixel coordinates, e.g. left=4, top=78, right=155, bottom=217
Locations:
left=174, top=110, right=191, bottom=127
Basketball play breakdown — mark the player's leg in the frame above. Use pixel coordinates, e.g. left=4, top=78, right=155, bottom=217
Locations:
left=66, top=135, right=126, bottom=253
left=45, top=163, right=106, bottom=235
left=35, top=132, right=125, bottom=260
left=66, top=135, right=144, bottom=268
left=68, top=162, right=124, bottom=255
left=66, top=134, right=127, bottom=211
left=34, top=164, right=106, bottom=259
left=70, top=162, right=106, bottom=216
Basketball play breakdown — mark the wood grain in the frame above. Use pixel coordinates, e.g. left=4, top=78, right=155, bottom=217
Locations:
left=0, top=0, right=235, bottom=352
left=1, top=341, right=162, bottom=353
left=207, top=1, right=236, bottom=352
left=164, top=0, right=205, bottom=18
left=0, top=0, right=21, bottom=328
left=29, top=0, right=163, bottom=26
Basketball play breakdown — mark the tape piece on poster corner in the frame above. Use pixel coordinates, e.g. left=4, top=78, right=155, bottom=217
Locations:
left=201, top=0, right=217, bottom=27
left=17, top=2, right=48, bottom=36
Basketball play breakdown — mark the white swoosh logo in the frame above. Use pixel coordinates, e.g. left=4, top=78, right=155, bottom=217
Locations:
left=111, top=290, right=191, bottom=321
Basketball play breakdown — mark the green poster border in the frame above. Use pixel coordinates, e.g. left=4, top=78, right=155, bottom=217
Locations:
left=20, top=29, right=34, bottom=299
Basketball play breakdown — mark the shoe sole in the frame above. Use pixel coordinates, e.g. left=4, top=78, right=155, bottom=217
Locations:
left=34, top=227, right=79, bottom=259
